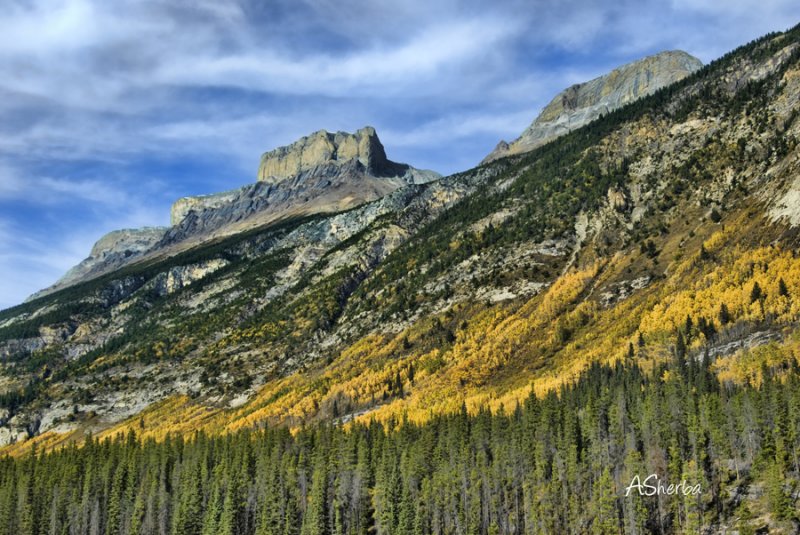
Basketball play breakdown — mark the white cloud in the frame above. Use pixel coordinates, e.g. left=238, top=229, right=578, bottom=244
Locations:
left=0, top=217, right=89, bottom=310
left=381, top=109, right=536, bottom=148
left=143, top=17, right=519, bottom=100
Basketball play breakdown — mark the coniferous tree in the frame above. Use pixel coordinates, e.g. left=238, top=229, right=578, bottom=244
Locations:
left=302, top=456, right=330, bottom=535
left=778, top=277, right=789, bottom=297
left=750, top=282, right=762, bottom=304
left=591, top=467, right=620, bottom=535
left=718, top=303, right=730, bottom=325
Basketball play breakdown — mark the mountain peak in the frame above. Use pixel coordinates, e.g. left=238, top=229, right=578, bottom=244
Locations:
left=483, top=50, right=703, bottom=163
left=169, top=126, right=439, bottom=227
left=257, top=126, right=393, bottom=183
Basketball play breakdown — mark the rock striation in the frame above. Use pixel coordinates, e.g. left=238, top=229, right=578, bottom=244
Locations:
left=171, top=189, right=241, bottom=227
left=164, top=126, right=439, bottom=244
left=169, top=127, right=439, bottom=227
left=483, top=50, right=703, bottom=163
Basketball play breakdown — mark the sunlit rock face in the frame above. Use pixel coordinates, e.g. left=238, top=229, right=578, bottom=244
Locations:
left=483, top=50, right=703, bottom=163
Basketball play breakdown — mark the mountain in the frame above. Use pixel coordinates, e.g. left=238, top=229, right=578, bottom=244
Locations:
left=29, top=126, right=439, bottom=300
left=482, top=50, right=703, bottom=163
left=3, top=25, right=800, bottom=533
left=3, top=32, right=800, bottom=443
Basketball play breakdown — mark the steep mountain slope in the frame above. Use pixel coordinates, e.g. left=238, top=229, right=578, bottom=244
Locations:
left=2, top=25, right=800, bottom=474
left=483, top=50, right=702, bottom=162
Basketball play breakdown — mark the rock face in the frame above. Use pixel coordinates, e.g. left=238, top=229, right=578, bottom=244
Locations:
left=151, top=259, right=230, bottom=297
left=168, top=127, right=429, bottom=226
left=87, top=228, right=169, bottom=261
left=258, top=127, right=407, bottom=182
left=28, top=227, right=168, bottom=300
left=483, top=50, right=703, bottom=163
left=171, top=189, right=241, bottom=226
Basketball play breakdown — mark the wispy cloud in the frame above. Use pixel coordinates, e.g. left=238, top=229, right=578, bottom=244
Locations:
left=0, top=165, right=128, bottom=206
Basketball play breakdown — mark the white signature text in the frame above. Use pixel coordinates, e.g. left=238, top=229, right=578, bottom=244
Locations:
left=625, top=474, right=702, bottom=497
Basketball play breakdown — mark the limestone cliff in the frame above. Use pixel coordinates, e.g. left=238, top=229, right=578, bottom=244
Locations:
left=172, top=127, right=428, bottom=227
left=170, top=189, right=241, bottom=226
left=483, top=50, right=703, bottom=163
left=257, top=126, right=401, bottom=182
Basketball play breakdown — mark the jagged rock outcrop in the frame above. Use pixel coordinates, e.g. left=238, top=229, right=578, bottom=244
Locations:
left=171, top=189, right=241, bottom=226
left=28, top=227, right=168, bottom=300
left=483, top=50, right=703, bottom=163
left=170, top=127, right=437, bottom=228
left=258, top=126, right=405, bottom=182
left=150, top=259, right=230, bottom=297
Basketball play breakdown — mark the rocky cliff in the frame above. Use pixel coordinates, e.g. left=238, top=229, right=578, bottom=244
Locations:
left=170, top=127, right=439, bottom=227
left=483, top=50, right=703, bottom=163
left=258, top=126, right=411, bottom=182
left=168, top=127, right=439, bottom=236
left=170, top=189, right=241, bottom=227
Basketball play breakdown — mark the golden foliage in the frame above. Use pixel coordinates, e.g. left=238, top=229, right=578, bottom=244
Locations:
left=10, top=214, right=800, bottom=456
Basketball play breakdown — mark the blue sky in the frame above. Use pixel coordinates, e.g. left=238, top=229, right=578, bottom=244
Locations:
left=1, top=0, right=799, bottom=310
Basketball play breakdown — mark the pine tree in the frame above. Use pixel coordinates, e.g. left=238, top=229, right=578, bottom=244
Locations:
left=201, top=481, right=223, bottom=535
left=396, top=478, right=415, bottom=535
left=675, top=332, right=687, bottom=375
left=749, top=281, right=762, bottom=303
left=219, top=467, right=243, bottom=535
left=107, top=462, right=125, bottom=535
left=718, top=302, right=730, bottom=325
left=765, top=461, right=792, bottom=520
left=681, top=459, right=703, bottom=533
left=778, top=277, right=789, bottom=297
left=591, top=467, right=620, bottom=535
left=302, top=458, right=329, bottom=535
left=737, top=502, right=755, bottom=535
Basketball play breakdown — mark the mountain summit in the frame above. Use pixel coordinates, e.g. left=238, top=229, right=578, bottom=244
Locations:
left=483, top=50, right=703, bottom=163
left=257, top=126, right=425, bottom=183
left=169, top=126, right=438, bottom=227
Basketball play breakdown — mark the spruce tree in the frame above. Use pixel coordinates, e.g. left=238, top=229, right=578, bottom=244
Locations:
left=591, top=467, right=620, bottom=535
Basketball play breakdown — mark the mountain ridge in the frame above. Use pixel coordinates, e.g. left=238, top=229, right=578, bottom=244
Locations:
left=483, top=49, right=703, bottom=163
left=4, top=24, right=800, bottom=535
left=28, top=126, right=439, bottom=301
